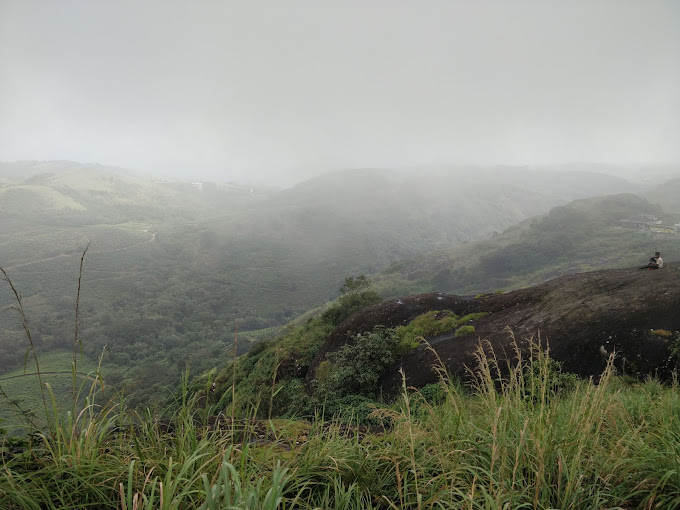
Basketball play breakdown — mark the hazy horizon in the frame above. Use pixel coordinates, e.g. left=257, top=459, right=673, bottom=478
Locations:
left=1, top=1, right=679, bottom=184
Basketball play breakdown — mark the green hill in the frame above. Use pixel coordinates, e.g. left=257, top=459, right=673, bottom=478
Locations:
left=0, top=161, right=645, bottom=405
left=3, top=164, right=680, bottom=510
left=374, top=193, right=680, bottom=297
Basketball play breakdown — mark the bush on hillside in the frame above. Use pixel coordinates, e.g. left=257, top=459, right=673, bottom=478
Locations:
left=314, top=326, right=399, bottom=400
left=271, top=378, right=313, bottom=417
left=521, top=357, right=579, bottom=404
left=209, top=317, right=335, bottom=417
left=320, top=290, right=382, bottom=327
left=319, top=394, right=390, bottom=427
left=393, top=310, right=487, bottom=353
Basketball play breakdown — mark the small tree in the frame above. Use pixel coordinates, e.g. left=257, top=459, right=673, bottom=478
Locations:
left=315, top=326, right=398, bottom=399
left=321, top=276, right=381, bottom=327
left=340, top=275, right=370, bottom=295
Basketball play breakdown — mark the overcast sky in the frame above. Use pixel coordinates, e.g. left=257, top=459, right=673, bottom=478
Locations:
left=1, top=1, right=678, bottom=184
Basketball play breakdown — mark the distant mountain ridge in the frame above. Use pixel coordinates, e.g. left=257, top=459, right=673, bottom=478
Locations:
left=644, top=177, right=680, bottom=215
left=0, top=160, right=141, bottom=182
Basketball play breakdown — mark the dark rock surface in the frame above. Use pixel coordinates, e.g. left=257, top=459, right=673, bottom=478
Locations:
left=306, top=265, right=680, bottom=395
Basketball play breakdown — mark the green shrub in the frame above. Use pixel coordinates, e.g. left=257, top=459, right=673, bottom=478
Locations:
left=314, top=327, right=399, bottom=401
left=417, top=383, right=448, bottom=406
left=320, top=290, right=382, bottom=327
left=395, top=310, right=458, bottom=342
left=521, top=356, right=579, bottom=404
left=314, top=360, right=333, bottom=384
left=321, top=394, right=389, bottom=427
left=394, top=310, right=487, bottom=347
left=454, top=325, right=475, bottom=336
left=273, top=378, right=312, bottom=417
left=668, top=332, right=680, bottom=361
left=209, top=316, right=335, bottom=416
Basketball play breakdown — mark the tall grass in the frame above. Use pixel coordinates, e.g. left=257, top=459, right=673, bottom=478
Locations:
left=1, top=259, right=679, bottom=509
left=2, top=338, right=680, bottom=508
left=71, top=242, right=90, bottom=401
left=1, top=267, right=51, bottom=434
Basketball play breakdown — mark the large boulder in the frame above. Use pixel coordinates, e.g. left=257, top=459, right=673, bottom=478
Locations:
left=306, top=265, right=680, bottom=395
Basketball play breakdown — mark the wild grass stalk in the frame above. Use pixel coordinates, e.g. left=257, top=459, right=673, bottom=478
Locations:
left=1, top=267, right=51, bottom=435
left=231, top=321, right=239, bottom=463
left=71, top=242, right=89, bottom=402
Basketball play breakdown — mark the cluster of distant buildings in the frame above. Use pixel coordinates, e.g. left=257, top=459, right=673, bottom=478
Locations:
left=150, top=178, right=259, bottom=197
left=619, top=214, right=680, bottom=235
left=151, top=178, right=214, bottom=191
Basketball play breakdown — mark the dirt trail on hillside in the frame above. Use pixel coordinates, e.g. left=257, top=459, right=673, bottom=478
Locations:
left=3, top=233, right=156, bottom=270
left=0, top=371, right=101, bottom=384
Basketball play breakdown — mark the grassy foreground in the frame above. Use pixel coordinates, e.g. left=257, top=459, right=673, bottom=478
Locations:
left=1, top=342, right=679, bottom=510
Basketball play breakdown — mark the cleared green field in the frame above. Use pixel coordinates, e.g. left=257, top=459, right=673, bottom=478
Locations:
left=0, top=350, right=105, bottom=430
left=0, top=185, right=86, bottom=211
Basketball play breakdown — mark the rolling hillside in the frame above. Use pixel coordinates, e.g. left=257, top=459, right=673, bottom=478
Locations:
left=373, top=193, right=680, bottom=298
left=0, top=161, right=647, bottom=404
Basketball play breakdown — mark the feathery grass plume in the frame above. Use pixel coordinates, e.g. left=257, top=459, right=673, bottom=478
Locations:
left=268, top=348, right=283, bottom=420
left=71, top=242, right=90, bottom=402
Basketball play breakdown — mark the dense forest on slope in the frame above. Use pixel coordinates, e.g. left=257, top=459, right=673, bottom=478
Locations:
left=375, top=193, right=680, bottom=296
left=0, top=161, right=659, bottom=407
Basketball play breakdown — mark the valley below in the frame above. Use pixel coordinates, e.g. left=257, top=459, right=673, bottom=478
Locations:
left=2, top=161, right=680, bottom=509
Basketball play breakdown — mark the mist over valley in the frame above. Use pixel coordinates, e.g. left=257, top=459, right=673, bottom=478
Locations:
left=1, top=160, right=678, bottom=403
left=1, top=1, right=679, bottom=507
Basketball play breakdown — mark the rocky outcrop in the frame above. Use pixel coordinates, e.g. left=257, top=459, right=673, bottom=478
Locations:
left=306, top=265, right=680, bottom=395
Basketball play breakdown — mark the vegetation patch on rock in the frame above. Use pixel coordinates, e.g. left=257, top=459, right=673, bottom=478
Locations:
left=394, top=310, right=488, bottom=350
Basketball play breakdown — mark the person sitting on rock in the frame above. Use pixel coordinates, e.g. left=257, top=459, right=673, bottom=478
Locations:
left=639, top=251, right=663, bottom=269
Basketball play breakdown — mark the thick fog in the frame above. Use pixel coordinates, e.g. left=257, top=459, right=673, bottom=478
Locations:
left=1, top=1, right=678, bottom=184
